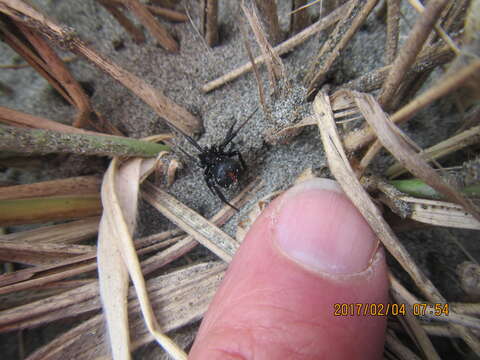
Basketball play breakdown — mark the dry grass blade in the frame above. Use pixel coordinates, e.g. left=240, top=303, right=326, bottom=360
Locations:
left=0, top=106, right=105, bottom=135
left=0, top=181, right=261, bottom=334
left=390, top=274, right=480, bottom=331
left=252, top=0, right=282, bottom=45
left=267, top=115, right=317, bottom=141
left=14, top=22, right=96, bottom=129
left=385, top=330, right=422, bottom=360
left=97, top=0, right=146, bottom=44
left=290, top=0, right=312, bottom=34
left=305, top=0, right=379, bottom=95
left=0, top=217, right=99, bottom=244
left=98, top=159, right=140, bottom=359
left=387, top=125, right=480, bottom=178
left=344, top=54, right=480, bottom=152
left=0, top=250, right=97, bottom=290
left=142, top=181, right=239, bottom=262
left=0, top=195, right=101, bottom=226
left=200, top=0, right=218, bottom=47
left=406, top=0, right=460, bottom=54
left=0, top=17, right=95, bottom=129
left=0, top=0, right=201, bottom=136
left=99, top=158, right=186, bottom=359
left=240, top=20, right=267, bottom=112
left=202, top=0, right=351, bottom=93
left=146, top=5, right=187, bottom=22
left=313, top=91, right=480, bottom=354
left=291, top=0, right=312, bottom=33
left=352, top=91, right=480, bottom=222
left=343, top=42, right=455, bottom=93
left=398, top=196, right=480, bottom=230
left=377, top=0, right=449, bottom=110
left=122, top=0, right=179, bottom=52
left=0, top=241, right=93, bottom=266
left=23, top=262, right=226, bottom=360
left=313, top=91, right=438, bottom=300
left=0, top=176, right=100, bottom=201
left=385, top=0, right=401, bottom=64
left=0, top=229, right=177, bottom=296
left=390, top=280, right=441, bottom=360
left=241, top=1, right=285, bottom=94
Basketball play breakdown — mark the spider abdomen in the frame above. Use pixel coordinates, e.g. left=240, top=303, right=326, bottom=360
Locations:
left=211, top=158, right=242, bottom=188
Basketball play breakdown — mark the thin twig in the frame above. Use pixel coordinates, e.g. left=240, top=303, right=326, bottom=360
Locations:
left=201, top=0, right=218, bottom=47
left=344, top=58, right=480, bottom=152
left=290, top=0, right=312, bottom=35
left=97, top=0, right=146, bottom=43
left=146, top=5, right=187, bottom=22
left=343, top=42, right=455, bottom=93
left=252, top=0, right=282, bottom=45
left=241, top=21, right=267, bottom=112
left=377, top=0, right=450, bottom=110
left=203, top=0, right=350, bottom=92
left=0, top=0, right=201, bottom=135
left=122, top=0, right=179, bottom=51
left=305, top=0, right=380, bottom=96
left=385, top=0, right=400, bottom=64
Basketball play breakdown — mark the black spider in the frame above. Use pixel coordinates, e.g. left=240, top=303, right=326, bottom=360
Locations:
left=171, top=109, right=257, bottom=211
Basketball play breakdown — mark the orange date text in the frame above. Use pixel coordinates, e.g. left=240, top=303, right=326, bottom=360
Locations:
left=333, top=303, right=406, bottom=316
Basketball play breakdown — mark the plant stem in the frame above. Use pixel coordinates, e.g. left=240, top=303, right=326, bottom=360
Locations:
left=0, top=125, right=169, bottom=157
left=390, top=179, right=480, bottom=199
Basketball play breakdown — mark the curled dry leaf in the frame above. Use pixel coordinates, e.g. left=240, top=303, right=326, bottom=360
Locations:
left=98, top=158, right=141, bottom=359
left=98, top=158, right=187, bottom=360
left=167, top=159, right=182, bottom=187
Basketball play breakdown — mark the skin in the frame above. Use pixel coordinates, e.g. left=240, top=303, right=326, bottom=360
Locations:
left=190, top=179, right=389, bottom=359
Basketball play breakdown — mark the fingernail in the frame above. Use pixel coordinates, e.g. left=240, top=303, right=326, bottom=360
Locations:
left=273, top=178, right=378, bottom=275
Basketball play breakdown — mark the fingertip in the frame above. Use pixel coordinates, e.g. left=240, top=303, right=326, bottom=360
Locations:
left=190, top=179, right=388, bottom=359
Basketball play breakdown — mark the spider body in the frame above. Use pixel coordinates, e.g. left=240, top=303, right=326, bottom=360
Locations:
left=171, top=109, right=257, bottom=210
left=198, top=142, right=246, bottom=210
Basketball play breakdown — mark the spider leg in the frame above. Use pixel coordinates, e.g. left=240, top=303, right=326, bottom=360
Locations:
left=220, top=120, right=237, bottom=150
left=205, top=171, right=239, bottom=211
left=166, top=120, right=204, bottom=153
left=220, top=107, right=259, bottom=149
left=176, top=145, right=201, bottom=166
left=226, top=150, right=247, bottom=170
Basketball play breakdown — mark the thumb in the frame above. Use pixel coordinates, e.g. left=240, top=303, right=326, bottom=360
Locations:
left=190, top=178, right=389, bottom=360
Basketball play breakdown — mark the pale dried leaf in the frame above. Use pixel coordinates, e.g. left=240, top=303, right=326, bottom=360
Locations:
left=399, top=196, right=480, bottom=230
left=387, top=125, right=480, bottom=178
left=142, top=182, right=239, bottom=262
left=98, top=158, right=142, bottom=359
left=24, top=262, right=226, bottom=360
left=0, top=217, right=99, bottom=244
left=99, top=158, right=186, bottom=359
left=351, top=91, right=480, bottom=221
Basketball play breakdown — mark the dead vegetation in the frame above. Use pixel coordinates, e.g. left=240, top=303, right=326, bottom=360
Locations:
left=1, top=0, right=480, bottom=359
